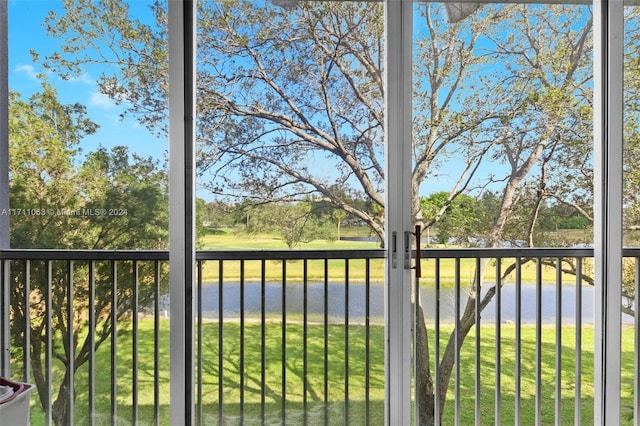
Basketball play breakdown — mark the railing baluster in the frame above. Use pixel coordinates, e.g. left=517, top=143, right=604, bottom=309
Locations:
left=282, top=260, right=287, bottom=426
left=515, top=257, right=522, bottom=426
left=636, top=256, right=640, bottom=426
left=455, top=257, right=461, bottom=426
left=88, top=261, right=95, bottom=426
left=111, top=260, right=118, bottom=425
left=475, top=258, right=481, bottom=426
left=414, top=253, right=420, bottom=426
left=535, top=258, right=542, bottom=426
left=218, top=260, right=224, bottom=425
left=324, top=258, right=329, bottom=426
left=240, top=259, right=245, bottom=425
left=0, top=260, right=7, bottom=377
left=45, top=260, right=52, bottom=426
left=303, top=258, right=308, bottom=426
left=154, top=260, right=161, bottom=426
left=67, top=260, right=75, bottom=426
left=576, top=257, right=583, bottom=426
left=261, top=259, right=266, bottom=425
left=495, top=258, right=502, bottom=426
left=345, top=258, right=350, bottom=425
left=555, top=257, right=562, bottom=426
left=0, top=260, right=8, bottom=378
left=365, top=257, right=371, bottom=426
left=132, top=260, right=139, bottom=426
left=196, top=260, right=202, bottom=426
left=434, top=258, right=441, bottom=426
left=23, top=260, right=31, bottom=385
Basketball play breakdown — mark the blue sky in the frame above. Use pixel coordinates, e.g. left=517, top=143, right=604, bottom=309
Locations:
left=8, top=1, right=445, bottom=202
left=7, top=1, right=574, bottom=202
left=8, top=0, right=166, bottom=161
left=7, top=0, right=473, bottom=201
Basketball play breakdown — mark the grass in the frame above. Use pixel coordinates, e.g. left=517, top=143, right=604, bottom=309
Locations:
left=198, top=228, right=385, bottom=283
left=22, top=319, right=638, bottom=426
left=25, top=319, right=386, bottom=425
left=197, top=230, right=573, bottom=286
left=198, top=228, right=381, bottom=251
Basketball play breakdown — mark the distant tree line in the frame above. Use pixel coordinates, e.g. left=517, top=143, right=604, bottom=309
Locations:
left=421, top=191, right=591, bottom=246
left=197, top=189, right=592, bottom=248
left=197, top=192, right=381, bottom=249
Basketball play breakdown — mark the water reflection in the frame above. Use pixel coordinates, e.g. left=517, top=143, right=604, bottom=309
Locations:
left=195, top=282, right=623, bottom=325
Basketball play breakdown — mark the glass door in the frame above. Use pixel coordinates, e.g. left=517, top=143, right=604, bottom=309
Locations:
left=196, top=1, right=387, bottom=424
left=412, top=1, right=594, bottom=424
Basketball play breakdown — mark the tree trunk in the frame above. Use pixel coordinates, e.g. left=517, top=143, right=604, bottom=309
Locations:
left=51, top=390, right=68, bottom=426
left=415, top=301, right=435, bottom=425
left=415, top=262, right=485, bottom=425
left=51, top=367, right=74, bottom=426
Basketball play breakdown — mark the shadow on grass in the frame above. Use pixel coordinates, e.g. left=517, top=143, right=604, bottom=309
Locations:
left=428, top=325, right=640, bottom=425
left=24, top=322, right=638, bottom=426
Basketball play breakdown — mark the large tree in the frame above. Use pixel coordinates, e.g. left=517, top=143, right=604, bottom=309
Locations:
left=8, top=84, right=168, bottom=425
left=623, top=9, right=640, bottom=239
left=8, top=84, right=97, bottom=248
left=412, top=4, right=593, bottom=423
left=39, top=0, right=512, bottom=242
left=37, top=1, right=595, bottom=424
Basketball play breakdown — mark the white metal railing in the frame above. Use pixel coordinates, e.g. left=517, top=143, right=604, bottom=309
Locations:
left=1, top=247, right=639, bottom=425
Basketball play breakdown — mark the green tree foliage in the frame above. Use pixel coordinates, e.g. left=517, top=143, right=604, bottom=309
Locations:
left=242, top=201, right=333, bottom=248
left=421, top=192, right=482, bottom=244
left=9, top=85, right=168, bottom=250
left=8, top=85, right=96, bottom=248
left=197, top=200, right=236, bottom=231
left=332, top=208, right=347, bottom=240
left=8, top=85, right=167, bottom=425
left=422, top=190, right=590, bottom=246
left=78, top=146, right=167, bottom=249
left=624, top=10, right=640, bottom=241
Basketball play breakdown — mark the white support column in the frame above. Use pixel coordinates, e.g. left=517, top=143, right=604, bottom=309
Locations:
left=384, top=0, right=413, bottom=424
left=0, top=0, right=9, bottom=378
left=0, top=0, right=9, bottom=250
left=594, top=0, right=624, bottom=424
left=168, top=1, right=196, bottom=425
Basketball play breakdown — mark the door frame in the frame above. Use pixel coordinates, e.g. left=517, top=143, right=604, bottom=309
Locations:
left=384, top=0, right=414, bottom=424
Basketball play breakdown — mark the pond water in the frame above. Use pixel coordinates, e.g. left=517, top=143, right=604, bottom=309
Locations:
left=192, top=282, right=631, bottom=325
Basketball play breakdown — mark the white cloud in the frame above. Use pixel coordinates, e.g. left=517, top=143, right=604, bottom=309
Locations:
left=14, top=64, right=38, bottom=81
left=89, top=92, right=116, bottom=109
left=68, top=72, right=94, bottom=85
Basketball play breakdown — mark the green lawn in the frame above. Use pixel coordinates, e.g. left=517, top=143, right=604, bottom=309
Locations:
left=24, top=320, right=637, bottom=425
left=198, top=230, right=573, bottom=286
left=199, top=228, right=381, bottom=251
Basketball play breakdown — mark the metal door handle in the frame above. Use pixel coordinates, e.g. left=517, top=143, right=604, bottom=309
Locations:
left=415, top=225, right=421, bottom=278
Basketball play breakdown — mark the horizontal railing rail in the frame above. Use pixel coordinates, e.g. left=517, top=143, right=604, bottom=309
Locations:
left=8, top=246, right=640, bottom=260
left=0, top=249, right=170, bottom=261
left=0, top=248, right=386, bottom=261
